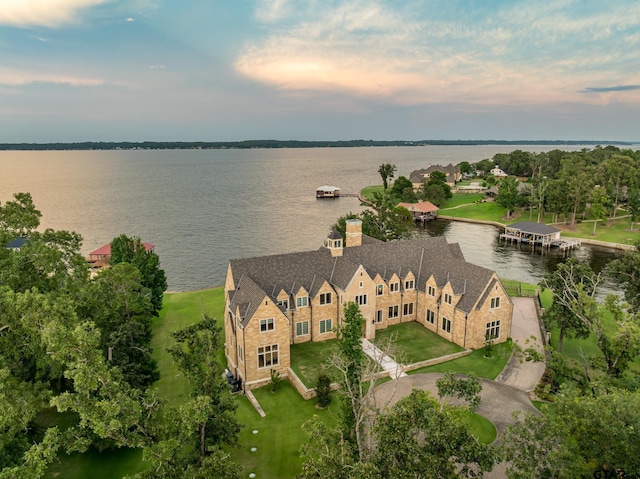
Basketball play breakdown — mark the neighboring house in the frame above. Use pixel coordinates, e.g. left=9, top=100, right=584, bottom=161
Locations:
left=410, top=164, right=461, bottom=188
left=224, top=220, right=513, bottom=390
left=489, top=165, right=508, bottom=177
left=87, top=242, right=155, bottom=269
left=397, top=200, right=439, bottom=221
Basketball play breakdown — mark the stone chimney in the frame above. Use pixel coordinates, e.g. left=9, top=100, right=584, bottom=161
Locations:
left=345, top=219, right=362, bottom=247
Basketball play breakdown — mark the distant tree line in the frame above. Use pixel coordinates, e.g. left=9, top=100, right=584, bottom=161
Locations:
left=0, top=140, right=633, bottom=151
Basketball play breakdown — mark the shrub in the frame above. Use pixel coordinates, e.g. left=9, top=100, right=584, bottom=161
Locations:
left=270, top=369, right=282, bottom=392
left=316, top=374, right=332, bottom=407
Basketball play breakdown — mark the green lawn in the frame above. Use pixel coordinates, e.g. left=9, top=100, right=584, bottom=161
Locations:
left=439, top=201, right=508, bottom=222
left=361, top=184, right=385, bottom=200
left=231, top=381, right=338, bottom=479
left=151, top=288, right=225, bottom=405
left=290, top=339, right=340, bottom=386
left=458, top=411, right=497, bottom=445
left=440, top=193, right=484, bottom=209
left=373, top=322, right=464, bottom=364
left=556, top=217, right=639, bottom=245
left=46, top=447, right=147, bottom=479
left=407, top=341, right=513, bottom=380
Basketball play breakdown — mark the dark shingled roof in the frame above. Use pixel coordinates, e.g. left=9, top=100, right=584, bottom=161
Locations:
left=228, top=275, right=268, bottom=327
left=506, top=221, right=560, bottom=235
left=228, top=235, right=499, bottom=315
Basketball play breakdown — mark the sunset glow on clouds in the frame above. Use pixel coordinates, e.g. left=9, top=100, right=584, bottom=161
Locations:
left=1, top=0, right=639, bottom=141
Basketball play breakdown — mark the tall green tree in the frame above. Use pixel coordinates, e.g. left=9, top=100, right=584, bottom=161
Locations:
left=496, top=177, right=519, bottom=219
left=110, top=234, right=167, bottom=315
left=421, top=171, right=452, bottom=206
left=607, top=241, right=640, bottom=312
left=541, top=259, right=594, bottom=353
left=503, top=389, right=640, bottom=478
left=389, top=176, right=416, bottom=202
left=589, top=186, right=609, bottom=235
left=371, top=390, right=496, bottom=478
left=377, top=163, right=396, bottom=190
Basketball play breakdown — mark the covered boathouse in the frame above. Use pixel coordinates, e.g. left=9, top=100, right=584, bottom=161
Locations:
left=500, top=221, right=561, bottom=248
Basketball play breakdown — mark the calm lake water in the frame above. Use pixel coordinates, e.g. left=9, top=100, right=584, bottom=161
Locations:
left=0, top=145, right=631, bottom=291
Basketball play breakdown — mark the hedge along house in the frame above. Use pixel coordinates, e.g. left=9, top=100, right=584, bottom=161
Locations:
left=224, top=220, right=513, bottom=390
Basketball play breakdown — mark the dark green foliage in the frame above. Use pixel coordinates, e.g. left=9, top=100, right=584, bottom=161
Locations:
left=420, top=171, right=452, bottom=206
left=607, top=241, right=640, bottom=312
left=109, top=234, right=167, bottom=316
left=389, top=175, right=417, bottom=202
left=436, top=372, right=482, bottom=411
left=316, top=374, right=332, bottom=408
left=496, top=176, right=519, bottom=218
left=371, top=390, right=496, bottom=478
left=503, top=389, right=640, bottom=478
left=377, top=163, right=397, bottom=190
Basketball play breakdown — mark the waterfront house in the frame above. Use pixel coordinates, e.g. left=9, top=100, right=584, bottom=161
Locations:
left=410, top=164, right=461, bottom=188
left=224, top=220, right=513, bottom=390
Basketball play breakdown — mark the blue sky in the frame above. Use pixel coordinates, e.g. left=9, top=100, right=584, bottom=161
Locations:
left=1, top=0, right=639, bottom=142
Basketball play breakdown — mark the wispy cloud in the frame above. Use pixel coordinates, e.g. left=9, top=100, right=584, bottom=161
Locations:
left=581, top=85, right=640, bottom=93
left=0, top=69, right=106, bottom=87
left=0, top=0, right=113, bottom=28
left=235, top=0, right=640, bottom=106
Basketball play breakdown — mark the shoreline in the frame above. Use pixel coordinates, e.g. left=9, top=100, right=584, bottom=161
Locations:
left=438, top=215, right=637, bottom=251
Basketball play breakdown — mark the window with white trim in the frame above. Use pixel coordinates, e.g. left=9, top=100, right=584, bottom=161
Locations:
left=426, top=309, right=435, bottom=324
left=320, top=319, right=332, bottom=334
left=237, top=345, right=243, bottom=361
left=258, top=344, right=278, bottom=368
left=388, top=305, right=399, bottom=318
left=376, top=284, right=384, bottom=296
left=390, top=282, right=399, bottom=292
left=296, top=321, right=309, bottom=336
left=319, top=292, right=332, bottom=305
left=403, top=302, right=414, bottom=315
left=355, top=294, right=367, bottom=306
left=260, top=318, right=274, bottom=332
left=444, top=293, right=452, bottom=304
left=490, top=297, right=501, bottom=309
left=296, top=296, right=308, bottom=308
left=428, top=285, right=436, bottom=296
left=375, top=310, right=383, bottom=323
left=486, top=320, right=500, bottom=339
left=405, top=279, right=415, bottom=290
left=442, top=317, right=451, bottom=333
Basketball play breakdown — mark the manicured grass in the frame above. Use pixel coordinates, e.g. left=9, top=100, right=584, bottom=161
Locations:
left=500, top=279, right=540, bottom=298
left=231, top=381, right=338, bottom=479
left=361, top=184, right=385, bottom=200
left=439, top=201, right=508, bottom=223
left=458, top=411, right=497, bottom=445
left=373, top=322, right=464, bottom=364
left=290, top=339, right=340, bottom=386
left=555, top=217, right=640, bottom=245
left=440, top=193, right=484, bottom=209
left=151, top=288, right=225, bottom=405
left=407, top=341, right=513, bottom=380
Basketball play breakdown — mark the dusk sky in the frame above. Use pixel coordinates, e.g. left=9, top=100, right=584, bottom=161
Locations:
left=2, top=0, right=639, bottom=142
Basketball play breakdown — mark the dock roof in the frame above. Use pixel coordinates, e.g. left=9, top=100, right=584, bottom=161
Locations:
left=505, top=221, right=560, bottom=235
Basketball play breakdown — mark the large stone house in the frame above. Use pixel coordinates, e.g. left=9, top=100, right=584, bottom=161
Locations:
left=224, top=220, right=512, bottom=390
left=410, top=164, right=462, bottom=188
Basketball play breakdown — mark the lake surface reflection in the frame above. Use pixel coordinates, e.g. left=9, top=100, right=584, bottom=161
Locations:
left=0, top=146, right=628, bottom=291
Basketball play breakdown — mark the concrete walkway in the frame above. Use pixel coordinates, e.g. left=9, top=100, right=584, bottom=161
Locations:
left=361, top=338, right=407, bottom=379
left=495, top=297, right=546, bottom=393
